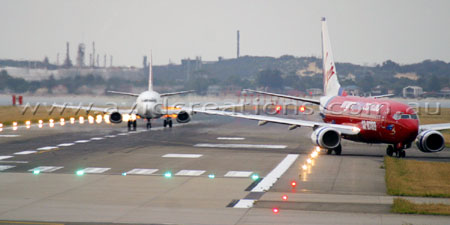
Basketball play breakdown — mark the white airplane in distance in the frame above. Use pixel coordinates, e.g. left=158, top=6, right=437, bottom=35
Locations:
left=54, top=54, right=195, bottom=130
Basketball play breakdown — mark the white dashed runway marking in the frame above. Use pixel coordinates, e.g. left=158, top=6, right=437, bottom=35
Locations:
left=126, top=168, right=158, bottom=175
left=224, top=171, right=253, bottom=177
left=0, top=156, right=14, bottom=160
left=0, top=165, right=15, bottom=171
left=175, top=170, right=205, bottom=176
left=217, top=137, right=245, bottom=140
left=36, top=146, right=58, bottom=151
left=194, top=143, right=287, bottom=149
left=90, top=137, right=104, bottom=141
left=0, top=134, right=20, bottom=137
left=104, top=135, right=116, bottom=138
left=57, top=143, right=75, bottom=147
left=251, top=154, right=299, bottom=192
left=75, top=140, right=90, bottom=143
left=81, top=167, right=111, bottom=174
left=29, top=166, right=63, bottom=173
left=117, top=133, right=129, bottom=136
left=162, top=154, right=203, bottom=158
left=233, top=199, right=255, bottom=208
left=14, top=151, right=37, bottom=155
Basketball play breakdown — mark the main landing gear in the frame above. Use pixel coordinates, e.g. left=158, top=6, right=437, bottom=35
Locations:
left=386, top=145, right=406, bottom=158
left=127, top=120, right=137, bottom=131
left=163, top=117, right=173, bottom=128
left=326, top=144, right=342, bottom=155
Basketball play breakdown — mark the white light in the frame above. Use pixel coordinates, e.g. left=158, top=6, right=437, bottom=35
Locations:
left=131, top=114, right=137, bottom=121
left=0, top=123, right=3, bottom=128
left=70, top=117, right=75, bottom=124
left=352, top=127, right=360, bottom=133
left=88, top=115, right=94, bottom=124
left=79, top=116, right=85, bottom=124
left=38, top=120, right=43, bottom=124
left=123, top=114, right=130, bottom=122
left=25, top=121, right=31, bottom=129
left=60, top=118, right=65, bottom=126
left=103, top=114, right=110, bottom=124
left=38, top=124, right=43, bottom=128
left=12, top=122, right=18, bottom=127
left=49, top=119, right=54, bottom=123
left=302, top=164, right=307, bottom=170
left=307, top=158, right=312, bottom=164
left=315, top=146, right=321, bottom=152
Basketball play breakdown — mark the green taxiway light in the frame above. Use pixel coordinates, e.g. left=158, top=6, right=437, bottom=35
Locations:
left=122, top=172, right=127, bottom=176
left=164, top=171, right=172, bottom=178
left=251, top=174, right=259, bottom=181
left=208, top=174, right=215, bottom=179
left=76, top=170, right=85, bottom=176
left=33, top=170, right=40, bottom=175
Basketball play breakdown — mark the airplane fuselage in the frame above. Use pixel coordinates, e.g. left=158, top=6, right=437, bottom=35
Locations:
left=320, top=96, right=419, bottom=147
left=136, top=91, right=163, bottom=119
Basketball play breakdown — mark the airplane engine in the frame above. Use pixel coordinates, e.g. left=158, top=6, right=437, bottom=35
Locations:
left=416, top=130, right=445, bottom=153
left=109, top=112, right=123, bottom=124
left=311, top=127, right=341, bottom=149
left=176, top=111, right=191, bottom=123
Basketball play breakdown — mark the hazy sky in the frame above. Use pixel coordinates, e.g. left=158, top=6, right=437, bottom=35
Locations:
left=1, top=0, right=449, bottom=66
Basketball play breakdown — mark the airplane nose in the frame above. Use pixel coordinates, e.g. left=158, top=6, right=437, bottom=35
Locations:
left=404, top=120, right=419, bottom=142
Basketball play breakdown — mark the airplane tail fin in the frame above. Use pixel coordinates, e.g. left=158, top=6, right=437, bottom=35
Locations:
left=321, top=18, right=346, bottom=97
left=148, top=52, right=153, bottom=91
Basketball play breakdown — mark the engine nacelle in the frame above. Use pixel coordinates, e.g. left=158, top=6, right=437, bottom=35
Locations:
left=311, top=127, right=341, bottom=149
left=416, top=130, right=445, bottom=153
left=176, top=111, right=191, bottom=123
left=109, top=112, right=122, bottom=124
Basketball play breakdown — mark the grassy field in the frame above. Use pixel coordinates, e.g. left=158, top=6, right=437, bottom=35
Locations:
left=0, top=106, right=96, bottom=126
left=385, top=156, right=450, bottom=197
left=392, top=198, right=450, bottom=215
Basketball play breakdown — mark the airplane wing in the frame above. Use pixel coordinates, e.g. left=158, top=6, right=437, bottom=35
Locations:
left=52, top=104, right=136, bottom=115
left=107, top=91, right=139, bottom=97
left=419, top=123, right=450, bottom=131
left=243, top=89, right=320, bottom=105
left=194, top=109, right=360, bottom=135
left=160, top=90, right=195, bottom=97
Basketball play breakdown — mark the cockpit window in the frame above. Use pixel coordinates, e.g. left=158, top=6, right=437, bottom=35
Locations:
left=410, top=114, right=418, bottom=119
left=401, top=114, right=410, bottom=119
left=143, top=99, right=157, bottom=103
left=393, top=113, right=418, bottom=120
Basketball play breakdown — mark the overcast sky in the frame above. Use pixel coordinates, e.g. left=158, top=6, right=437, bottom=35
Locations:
left=1, top=0, right=449, bottom=66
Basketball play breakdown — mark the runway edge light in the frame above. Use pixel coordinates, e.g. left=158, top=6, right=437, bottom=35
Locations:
left=76, top=170, right=85, bottom=176
left=251, top=173, right=259, bottom=181
left=164, top=171, right=172, bottom=178
left=208, top=174, right=215, bottom=179
left=33, top=169, right=40, bottom=175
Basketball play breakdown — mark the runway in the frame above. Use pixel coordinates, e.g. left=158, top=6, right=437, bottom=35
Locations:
left=0, top=114, right=449, bottom=224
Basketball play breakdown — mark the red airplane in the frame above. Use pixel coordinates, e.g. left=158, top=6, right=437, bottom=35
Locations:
left=196, top=18, right=450, bottom=157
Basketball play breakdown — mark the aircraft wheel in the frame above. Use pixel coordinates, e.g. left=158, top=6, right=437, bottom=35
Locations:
left=326, top=149, right=333, bottom=155
left=163, top=120, right=167, bottom=127
left=169, top=120, right=173, bottom=128
left=334, top=145, right=342, bottom=155
left=132, top=120, right=137, bottom=131
left=127, top=121, right=132, bottom=131
left=147, top=122, right=152, bottom=129
left=400, top=150, right=406, bottom=158
left=386, top=145, right=394, bottom=157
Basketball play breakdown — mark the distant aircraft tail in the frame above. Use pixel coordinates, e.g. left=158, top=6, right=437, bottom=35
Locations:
left=321, top=18, right=346, bottom=97
left=148, top=52, right=153, bottom=91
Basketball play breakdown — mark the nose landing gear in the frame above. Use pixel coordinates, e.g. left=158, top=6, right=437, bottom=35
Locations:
left=386, top=144, right=406, bottom=158
left=146, top=118, right=152, bottom=130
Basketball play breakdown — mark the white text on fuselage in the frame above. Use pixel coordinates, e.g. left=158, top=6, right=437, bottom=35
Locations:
left=339, top=101, right=384, bottom=114
left=361, top=120, right=377, bottom=131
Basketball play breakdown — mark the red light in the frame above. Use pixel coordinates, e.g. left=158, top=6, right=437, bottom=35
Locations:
left=299, top=106, right=305, bottom=112
left=282, top=195, right=288, bottom=201
left=291, top=181, right=297, bottom=187
left=275, top=105, right=282, bottom=113
left=272, top=208, right=279, bottom=214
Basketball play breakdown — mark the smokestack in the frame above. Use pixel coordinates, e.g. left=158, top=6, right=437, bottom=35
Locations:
left=110, top=55, right=113, bottom=67
left=237, top=30, right=240, bottom=58
left=63, top=42, right=72, bottom=67
left=76, top=43, right=85, bottom=67
left=104, top=54, right=107, bottom=67
left=92, top=42, right=95, bottom=67
left=96, top=54, right=100, bottom=67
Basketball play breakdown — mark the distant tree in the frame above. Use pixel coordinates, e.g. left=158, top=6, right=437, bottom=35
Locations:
left=256, top=69, right=283, bottom=90
left=427, top=75, right=440, bottom=91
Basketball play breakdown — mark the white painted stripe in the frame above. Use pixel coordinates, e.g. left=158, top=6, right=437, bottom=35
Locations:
left=0, top=161, right=28, bottom=164
left=217, top=137, right=245, bottom=140
left=175, top=170, right=205, bottom=176
left=117, top=133, right=129, bottom=136
left=58, top=143, right=75, bottom=147
left=127, top=168, right=158, bottom=175
left=75, top=140, right=90, bottom=143
left=104, top=135, right=116, bottom=138
left=29, top=166, right=63, bottom=173
left=90, top=137, right=104, bottom=141
left=0, top=165, right=15, bottom=171
left=0, top=156, right=13, bottom=160
left=194, top=143, right=287, bottom=149
left=251, top=154, right=299, bottom=192
left=128, top=131, right=138, bottom=134
left=14, top=151, right=37, bottom=155
left=224, top=171, right=253, bottom=177
left=36, top=146, right=58, bottom=151
left=82, top=167, right=111, bottom=174
left=0, top=134, right=20, bottom=137
left=233, top=199, right=255, bottom=208
left=162, top=154, right=203, bottom=158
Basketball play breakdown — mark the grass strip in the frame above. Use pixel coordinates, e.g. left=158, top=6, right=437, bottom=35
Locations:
left=392, top=198, right=450, bottom=215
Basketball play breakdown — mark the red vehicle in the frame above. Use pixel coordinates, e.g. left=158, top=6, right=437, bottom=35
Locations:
left=197, top=18, right=450, bottom=157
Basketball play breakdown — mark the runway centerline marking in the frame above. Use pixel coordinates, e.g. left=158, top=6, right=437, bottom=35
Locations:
left=224, top=171, right=253, bottom=177
left=14, top=151, right=37, bottom=155
left=57, top=143, right=75, bottom=147
left=36, top=146, right=58, bottom=151
left=217, top=137, right=246, bottom=140
left=90, top=137, right=104, bottom=141
left=81, top=167, right=111, bottom=174
left=29, top=166, right=63, bottom=173
left=104, top=135, right=116, bottom=138
left=0, top=165, right=15, bottom=171
left=175, top=170, right=206, bottom=176
left=162, top=154, right=203, bottom=158
left=0, top=134, right=20, bottom=137
left=74, top=140, right=90, bottom=143
left=251, top=154, right=299, bottom=192
left=126, top=169, right=158, bottom=175
left=0, top=156, right=14, bottom=160
left=194, top=143, right=287, bottom=149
